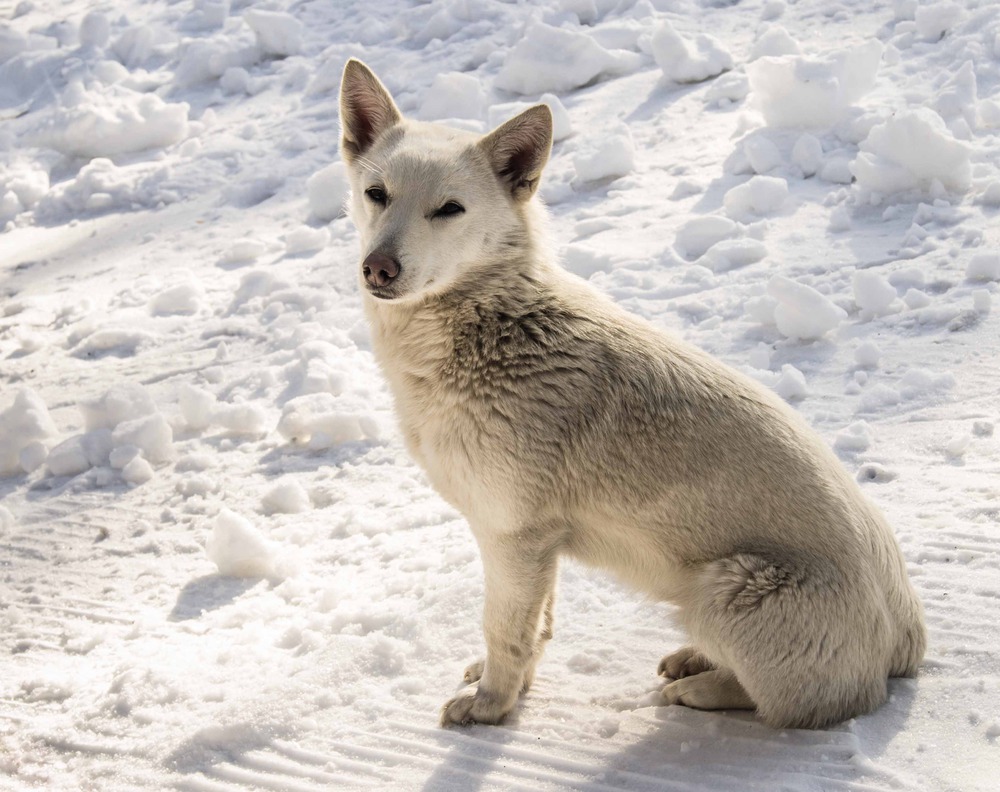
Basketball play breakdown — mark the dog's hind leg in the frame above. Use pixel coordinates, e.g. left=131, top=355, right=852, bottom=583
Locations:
left=681, top=553, right=893, bottom=729
left=441, top=528, right=558, bottom=726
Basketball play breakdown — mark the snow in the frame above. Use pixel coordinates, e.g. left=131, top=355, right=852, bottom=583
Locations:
left=649, top=20, right=732, bottom=84
left=851, top=108, right=972, bottom=199
left=767, top=274, right=848, bottom=341
left=573, top=124, right=635, bottom=183
left=2, top=0, right=1000, bottom=789
left=746, top=40, right=883, bottom=128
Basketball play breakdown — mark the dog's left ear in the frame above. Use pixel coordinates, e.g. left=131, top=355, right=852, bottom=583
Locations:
left=479, top=105, right=553, bottom=202
left=340, top=59, right=402, bottom=164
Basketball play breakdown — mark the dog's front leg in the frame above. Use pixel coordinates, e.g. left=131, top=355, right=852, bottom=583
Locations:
left=440, top=529, right=558, bottom=726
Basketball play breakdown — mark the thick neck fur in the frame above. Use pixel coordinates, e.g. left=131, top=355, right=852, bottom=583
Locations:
left=363, top=204, right=558, bottom=384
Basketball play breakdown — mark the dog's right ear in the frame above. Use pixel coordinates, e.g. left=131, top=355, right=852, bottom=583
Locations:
left=479, top=104, right=553, bottom=202
left=340, top=59, right=402, bottom=164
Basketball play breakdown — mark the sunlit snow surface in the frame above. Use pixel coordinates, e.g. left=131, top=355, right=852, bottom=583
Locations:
left=2, top=0, right=1000, bottom=789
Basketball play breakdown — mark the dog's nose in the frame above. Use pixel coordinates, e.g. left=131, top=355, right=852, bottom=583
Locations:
left=362, top=252, right=400, bottom=288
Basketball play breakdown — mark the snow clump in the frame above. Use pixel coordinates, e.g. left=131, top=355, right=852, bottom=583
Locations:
left=243, top=8, right=303, bottom=57
left=0, top=389, right=58, bottom=476
left=262, top=479, right=311, bottom=515
left=573, top=125, right=635, bottom=183
left=206, top=509, right=279, bottom=578
left=307, top=162, right=349, bottom=222
left=966, top=253, right=1000, bottom=282
left=853, top=270, right=898, bottom=317
left=675, top=215, right=739, bottom=260
left=723, top=175, right=788, bottom=218
left=851, top=109, right=971, bottom=199
left=650, top=21, right=732, bottom=84
left=767, top=275, right=847, bottom=341
left=746, top=40, right=882, bottom=128
left=34, top=85, right=189, bottom=159
left=495, top=22, right=638, bottom=95
left=420, top=72, right=487, bottom=121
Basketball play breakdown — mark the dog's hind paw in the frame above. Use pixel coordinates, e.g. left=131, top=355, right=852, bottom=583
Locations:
left=661, top=668, right=755, bottom=712
left=657, top=646, right=714, bottom=680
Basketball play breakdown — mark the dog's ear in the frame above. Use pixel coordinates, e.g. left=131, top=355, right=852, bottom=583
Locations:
left=479, top=105, right=553, bottom=202
left=340, top=59, right=402, bottom=164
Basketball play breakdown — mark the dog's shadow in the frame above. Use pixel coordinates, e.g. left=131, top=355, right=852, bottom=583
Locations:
left=418, top=679, right=918, bottom=791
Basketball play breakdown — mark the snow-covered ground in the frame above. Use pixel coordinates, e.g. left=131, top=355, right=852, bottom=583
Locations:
left=2, top=0, right=999, bottom=789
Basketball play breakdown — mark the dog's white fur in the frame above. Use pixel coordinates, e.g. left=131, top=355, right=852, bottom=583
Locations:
left=339, top=59, right=926, bottom=729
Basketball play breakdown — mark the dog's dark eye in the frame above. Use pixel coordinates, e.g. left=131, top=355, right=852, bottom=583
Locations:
left=365, top=187, right=388, bottom=206
left=433, top=201, right=465, bottom=218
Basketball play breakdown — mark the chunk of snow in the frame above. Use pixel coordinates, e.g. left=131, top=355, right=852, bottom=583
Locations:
left=0, top=505, right=14, bottom=531
left=111, top=414, right=174, bottom=464
left=698, top=238, right=768, bottom=272
left=82, top=384, right=157, bottom=431
left=705, top=70, right=749, bottom=105
left=122, top=455, right=154, bottom=485
left=495, top=22, right=635, bottom=94
left=675, top=215, right=739, bottom=259
left=851, top=108, right=971, bottom=198
left=243, top=9, right=303, bottom=57
left=746, top=40, right=882, bottom=128
left=420, top=72, right=486, bottom=121
left=773, top=364, right=807, bottom=400
left=277, top=394, right=377, bottom=448
left=791, top=134, right=823, bottom=176
left=573, top=126, right=634, bottom=183
left=966, top=253, right=1000, bottom=282
left=34, top=85, right=189, bottom=158
left=214, top=403, right=268, bottom=436
left=307, top=162, right=349, bottom=222
left=724, top=175, right=788, bottom=217
left=0, top=389, right=58, bottom=476
left=853, top=270, right=897, bottom=317
left=206, top=509, right=277, bottom=578
left=767, top=275, right=846, bottom=340
left=749, top=26, right=800, bottom=61
left=149, top=282, right=203, bottom=316
left=650, top=21, right=732, bottom=83
left=284, top=226, right=330, bottom=255
left=854, top=341, right=881, bottom=368
left=262, top=479, right=311, bottom=515
left=944, top=433, right=970, bottom=458
left=834, top=421, right=872, bottom=453
left=914, top=2, right=963, bottom=41
left=79, top=12, right=110, bottom=49
left=744, top=136, right=782, bottom=174
left=18, top=441, right=48, bottom=473
left=47, top=436, right=92, bottom=477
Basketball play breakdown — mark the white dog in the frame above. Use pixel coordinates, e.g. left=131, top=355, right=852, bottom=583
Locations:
left=339, top=59, right=926, bottom=729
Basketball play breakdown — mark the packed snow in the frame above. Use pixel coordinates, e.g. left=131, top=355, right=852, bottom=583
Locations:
left=2, top=0, right=1000, bottom=790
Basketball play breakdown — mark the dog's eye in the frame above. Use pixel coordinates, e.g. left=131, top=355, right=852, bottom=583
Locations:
left=365, top=187, right=388, bottom=206
left=433, top=201, right=465, bottom=219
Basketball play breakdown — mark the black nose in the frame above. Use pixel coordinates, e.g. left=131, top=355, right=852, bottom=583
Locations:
left=362, top=252, right=400, bottom=288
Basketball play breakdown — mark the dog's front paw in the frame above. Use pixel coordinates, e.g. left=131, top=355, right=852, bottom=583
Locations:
left=440, top=685, right=511, bottom=727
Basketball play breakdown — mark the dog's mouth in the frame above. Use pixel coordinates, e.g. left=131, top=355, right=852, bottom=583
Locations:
left=365, top=282, right=403, bottom=301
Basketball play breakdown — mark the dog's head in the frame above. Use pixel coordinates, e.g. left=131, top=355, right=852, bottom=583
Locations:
left=338, top=59, right=553, bottom=303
